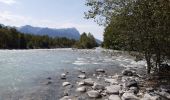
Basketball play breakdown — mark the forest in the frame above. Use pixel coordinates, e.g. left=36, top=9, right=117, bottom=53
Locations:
left=0, top=24, right=98, bottom=49
left=0, top=24, right=76, bottom=49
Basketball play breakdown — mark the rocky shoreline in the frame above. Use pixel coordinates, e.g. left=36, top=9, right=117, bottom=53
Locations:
left=58, top=67, right=170, bottom=100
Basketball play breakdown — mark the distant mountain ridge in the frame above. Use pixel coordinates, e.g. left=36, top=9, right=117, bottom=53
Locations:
left=17, top=25, right=80, bottom=40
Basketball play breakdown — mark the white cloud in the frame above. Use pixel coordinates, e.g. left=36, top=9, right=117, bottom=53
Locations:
left=0, top=0, right=17, bottom=5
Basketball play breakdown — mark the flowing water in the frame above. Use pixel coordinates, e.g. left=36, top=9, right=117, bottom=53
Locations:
left=0, top=48, right=146, bottom=99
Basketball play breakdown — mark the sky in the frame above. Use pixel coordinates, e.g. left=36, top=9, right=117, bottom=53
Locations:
left=0, top=0, right=104, bottom=40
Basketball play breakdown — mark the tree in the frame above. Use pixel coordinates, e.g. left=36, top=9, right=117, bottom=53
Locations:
left=74, top=32, right=98, bottom=49
left=85, top=0, right=170, bottom=74
left=0, top=25, right=77, bottom=49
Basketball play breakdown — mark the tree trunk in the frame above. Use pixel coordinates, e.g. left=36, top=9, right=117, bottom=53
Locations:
left=145, top=52, right=152, bottom=74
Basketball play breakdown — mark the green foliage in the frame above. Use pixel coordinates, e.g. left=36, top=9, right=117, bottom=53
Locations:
left=74, top=32, right=98, bottom=49
left=85, top=0, right=170, bottom=74
left=0, top=25, right=76, bottom=49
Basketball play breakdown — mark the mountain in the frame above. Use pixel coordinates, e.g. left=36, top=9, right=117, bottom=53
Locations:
left=17, top=25, right=80, bottom=40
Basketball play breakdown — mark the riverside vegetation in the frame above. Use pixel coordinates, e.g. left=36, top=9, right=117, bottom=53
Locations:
left=85, top=0, right=170, bottom=74
left=0, top=24, right=98, bottom=49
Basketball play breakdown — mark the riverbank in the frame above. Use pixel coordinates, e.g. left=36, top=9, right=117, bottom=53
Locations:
left=0, top=48, right=169, bottom=100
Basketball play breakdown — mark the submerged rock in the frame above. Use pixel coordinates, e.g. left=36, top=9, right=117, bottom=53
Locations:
left=77, top=81, right=85, bottom=86
left=96, top=69, right=105, bottom=73
left=87, top=90, right=101, bottom=98
left=45, top=80, right=52, bottom=85
left=62, top=82, right=71, bottom=87
left=78, top=74, right=86, bottom=79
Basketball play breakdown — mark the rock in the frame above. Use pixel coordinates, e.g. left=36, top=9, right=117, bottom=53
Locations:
left=141, top=93, right=160, bottom=100
left=109, top=95, right=121, bottom=100
left=77, top=81, right=85, bottom=86
left=92, top=83, right=105, bottom=90
left=62, top=82, right=71, bottom=87
left=78, top=74, right=86, bottom=79
left=61, top=73, right=66, bottom=79
left=122, top=69, right=133, bottom=76
left=76, top=86, right=86, bottom=92
left=105, top=78, right=118, bottom=84
left=87, top=90, right=101, bottom=98
left=146, top=87, right=154, bottom=92
left=79, top=70, right=86, bottom=73
left=122, top=92, right=139, bottom=100
left=63, top=91, right=69, bottom=96
left=101, top=92, right=107, bottom=96
left=155, top=91, right=170, bottom=99
left=126, top=79, right=138, bottom=87
left=45, top=80, right=52, bottom=85
left=96, top=69, right=105, bottom=73
left=47, top=77, right=52, bottom=80
left=93, top=74, right=96, bottom=77
left=59, top=96, right=71, bottom=100
left=106, top=85, right=121, bottom=94
left=130, top=87, right=138, bottom=94
left=83, top=78, right=94, bottom=86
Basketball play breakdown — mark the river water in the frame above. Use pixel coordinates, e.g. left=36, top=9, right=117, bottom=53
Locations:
left=0, top=48, right=145, bottom=99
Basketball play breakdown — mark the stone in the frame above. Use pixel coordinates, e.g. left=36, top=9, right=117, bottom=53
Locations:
left=126, top=79, right=138, bottom=87
left=109, top=95, right=121, bottom=100
left=47, top=77, right=52, bottom=80
left=96, top=69, right=105, bottom=73
left=61, top=73, right=66, bottom=79
left=106, top=85, right=121, bottom=94
left=77, top=81, right=85, bottom=86
left=83, top=78, right=94, bottom=86
left=101, top=92, right=107, bottom=96
left=76, top=86, right=86, bottom=92
left=78, top=74, right=86, bottom=79
left=92, top=83, right=105, bottom=90
left=122, top=69, right=133, bottom=76
left=130, top=87, right=138, bottom=94
left=141, top=93, right=160, bottom=100
left=105, top=78, right=118, bottom=84
left=45, top=80, right=52, bottom=85
left=87, top=90, right=101, bottom=98
left=146, top=87, right=154, bottom=92
left=80, top=70, right=86, bottom=73
left=62, top=82, right=71, bottom=87
left=156, top=91, right=170, bottom=99
left=122, top=92, right=139, bottom=100
left=59, top=96, right=71, bottom=100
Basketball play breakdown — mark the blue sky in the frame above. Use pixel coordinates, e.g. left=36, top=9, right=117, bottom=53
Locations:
left=0, top=0, right=104, bottom=40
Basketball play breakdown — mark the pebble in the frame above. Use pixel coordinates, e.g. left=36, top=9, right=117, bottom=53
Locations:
left=62, top=82, right=71, bottom=87
left=106, top=85, right=121, bottom=94
left=87, top=90, right=101, bottom=98
left=78, top=74, right=86, bottom=79
left=76, top=86, right=86, bottom=92
left=108, top=95, right=121, bottom=100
